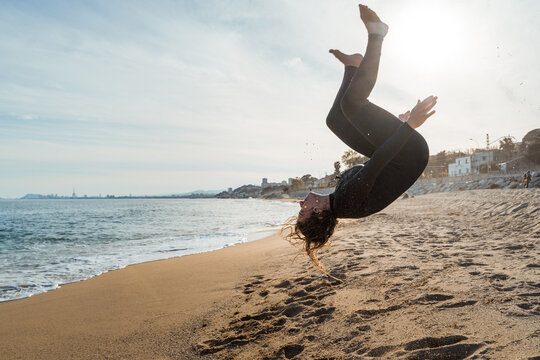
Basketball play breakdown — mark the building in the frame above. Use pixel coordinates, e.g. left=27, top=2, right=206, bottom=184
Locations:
left=448, top=150, right=501, bottom=176
left=313, top=178, right=325, bottom=187
left=448, top=156, right=472, bottom=176
left=261, top=178, right=287, bottom=188
left=312, top=174, right=336, bottom=188
left=471, top=151, right=494, bottom=170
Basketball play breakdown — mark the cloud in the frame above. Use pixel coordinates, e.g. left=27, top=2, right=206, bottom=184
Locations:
left=283, top=57, right=307, bottom=72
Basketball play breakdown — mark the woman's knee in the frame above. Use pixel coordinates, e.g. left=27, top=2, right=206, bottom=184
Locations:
left=339, top=92, right=370, bottom=120
left=411, top=133, right=430, bottom=169
left=418, top=133, right=430, bottom=162
left=325, top=108, right=339, bottom=129
left=400, top=132, right=429, bottom=169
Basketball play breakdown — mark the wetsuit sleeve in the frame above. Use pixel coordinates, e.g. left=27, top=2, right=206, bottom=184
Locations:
left=360, top=122, right=415, bottom=191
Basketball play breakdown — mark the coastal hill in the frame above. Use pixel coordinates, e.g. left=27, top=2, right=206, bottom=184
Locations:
left=215, top=185, right=261, bottom=199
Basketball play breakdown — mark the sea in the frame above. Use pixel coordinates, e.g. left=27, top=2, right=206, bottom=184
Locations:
left=0, top=198, right=298, bottom=302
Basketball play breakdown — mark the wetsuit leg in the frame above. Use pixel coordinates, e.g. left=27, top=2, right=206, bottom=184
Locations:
left=339, top=34, right=406, bottom=148
left=326, top=65, right=377, bottom=158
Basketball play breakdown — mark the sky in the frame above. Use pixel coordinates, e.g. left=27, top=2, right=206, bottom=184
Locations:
left=1, top=0, right=538, bottom=198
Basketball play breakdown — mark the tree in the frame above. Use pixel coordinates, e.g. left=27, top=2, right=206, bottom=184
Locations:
left=300, top=174, right=317, bottom=187
left=261, top=185, right=275, bottom=195
left=525, top=142, right=540, bottom=164
left=341, top=150, right=369, bottom=168
left=523, top=128, right=540, bottom=164
left=290, top=178, right=304, bottom=191
left=333, top=161, right=341, bottom=176
left=499, top=136, right=515, bottom=152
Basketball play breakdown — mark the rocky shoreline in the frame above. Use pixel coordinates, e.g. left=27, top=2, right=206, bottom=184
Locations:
left=213, top=171, right=540, bottom=200
left=407, top=171, right=540, bottom=196
left=275, top=172, right=539, bottom=200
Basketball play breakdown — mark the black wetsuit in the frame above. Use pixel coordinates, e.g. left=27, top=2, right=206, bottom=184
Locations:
left=326, top=35, right=429, bottom=219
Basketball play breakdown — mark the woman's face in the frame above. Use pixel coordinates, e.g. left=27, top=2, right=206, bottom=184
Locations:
left=298, top=192, right=320, bottom=222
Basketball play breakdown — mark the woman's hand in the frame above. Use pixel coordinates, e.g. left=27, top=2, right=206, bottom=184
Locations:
left=398, top=110, right=411, bottom=122
left=406, top=95, right=437, bottom=129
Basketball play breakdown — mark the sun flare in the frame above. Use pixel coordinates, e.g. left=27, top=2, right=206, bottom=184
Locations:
left=388, top=2, right=468, bottom=71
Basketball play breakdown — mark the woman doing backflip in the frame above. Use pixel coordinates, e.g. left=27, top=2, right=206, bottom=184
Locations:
left=287, top=5, right=437, bottom=267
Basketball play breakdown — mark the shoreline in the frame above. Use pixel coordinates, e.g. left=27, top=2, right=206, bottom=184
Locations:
left=0, top=227, right=284, bottom=304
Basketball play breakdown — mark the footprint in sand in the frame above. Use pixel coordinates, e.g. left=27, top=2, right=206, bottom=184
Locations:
left=415, top=293, right=454, bottom=304
left=278, top=344, right=304, bottom=359
left=198, top=275, right=340, bottom=357
left=356, top=335, right=484, bottom=359
left=354, top=304, right=402, bottom=319
left=274, top=280, right=292, bottom=289
left=303, top=306, right=336, bottom=323
left=402, top=336, right=483, bottom=359
left=437, top=300, right=477, bottom=309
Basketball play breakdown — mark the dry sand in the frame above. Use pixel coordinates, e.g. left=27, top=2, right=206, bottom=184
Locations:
left=1, top=189, right=539, bottom=359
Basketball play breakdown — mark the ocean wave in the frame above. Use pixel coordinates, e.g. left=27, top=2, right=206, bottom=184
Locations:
left=0, top=198, right=297, bottom=301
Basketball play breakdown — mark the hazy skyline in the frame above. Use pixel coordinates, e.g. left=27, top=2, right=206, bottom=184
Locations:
left=1, top=0, right=539, bottom=198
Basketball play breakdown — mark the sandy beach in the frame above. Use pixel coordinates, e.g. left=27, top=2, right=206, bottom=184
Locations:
left=1, top=189, right=539, bottom=359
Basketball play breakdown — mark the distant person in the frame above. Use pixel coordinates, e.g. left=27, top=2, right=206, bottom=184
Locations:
left=525, top=170, right=532, bottom=188
left=284, top=4, right=436, bottom=268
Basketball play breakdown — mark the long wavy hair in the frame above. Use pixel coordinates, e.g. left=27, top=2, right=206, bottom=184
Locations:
left=282, top=209, right=338, bottom=274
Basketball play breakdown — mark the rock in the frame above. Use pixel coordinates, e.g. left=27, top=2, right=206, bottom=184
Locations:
left=508, top=181, right=519, bottom=189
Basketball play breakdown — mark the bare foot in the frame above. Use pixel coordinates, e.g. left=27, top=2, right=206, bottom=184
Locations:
left=329, top=49, right=363, bottom=67
left=359, top=4, right=388, bottom=37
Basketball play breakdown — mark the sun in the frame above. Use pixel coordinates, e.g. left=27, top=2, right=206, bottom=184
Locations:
left=387, top=2, right=469, bottom=72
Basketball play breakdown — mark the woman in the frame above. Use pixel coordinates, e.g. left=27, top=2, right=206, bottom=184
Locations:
left=288, top=5, right=437, bottom=266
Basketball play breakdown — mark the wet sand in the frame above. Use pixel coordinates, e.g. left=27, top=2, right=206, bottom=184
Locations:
left=1, top=189, right=539, bottom=359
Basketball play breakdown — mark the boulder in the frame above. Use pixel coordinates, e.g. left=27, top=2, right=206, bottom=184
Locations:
left=506, top=182, right=519, bottom=189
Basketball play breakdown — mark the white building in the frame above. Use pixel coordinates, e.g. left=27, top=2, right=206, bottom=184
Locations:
left=448, top=156, right=472, bottom=176
left=448, top=151, right=495, bottom=176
